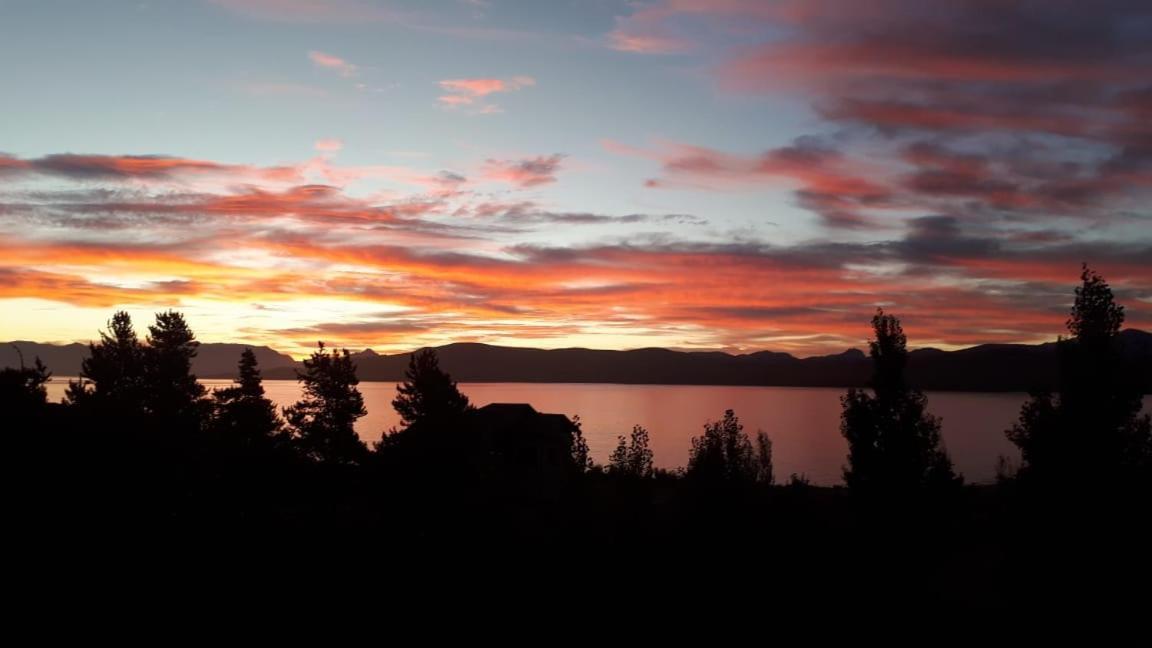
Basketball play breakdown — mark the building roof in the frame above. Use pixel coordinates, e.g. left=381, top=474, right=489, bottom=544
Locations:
left=468, top=403, right=575, bottom=437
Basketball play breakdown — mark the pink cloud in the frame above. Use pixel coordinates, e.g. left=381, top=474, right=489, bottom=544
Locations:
left=603, top=138, right=892, bottom=228
left=314, top=138, right=344, bottom=153
left=308, top=50, right=357, bottom=77
left=437, top=76, right=535, bottom=111
left=439, top=78, right=508, bottom=97
left=482, top=154, right=565, bottom=188
left=437, top=94, right=476, bottom=106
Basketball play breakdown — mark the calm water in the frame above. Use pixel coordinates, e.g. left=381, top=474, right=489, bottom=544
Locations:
left=43, top=378, right=1067, bottom=485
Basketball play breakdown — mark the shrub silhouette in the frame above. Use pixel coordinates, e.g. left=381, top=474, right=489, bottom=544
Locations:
left=570, top=414, right=593, bottom=474
left=686, top=409, right=771, bottom=485
left=841, top=309, right=959, bottom=496
left=283, top=342, right=368, bottom=464
left=754, top=430, right=774, bottom=486
left=1007, top=265, right=1152, bottom=489
left=608, top=425, right=654, bottom=479
left=0, top=350, right=51, bottom=422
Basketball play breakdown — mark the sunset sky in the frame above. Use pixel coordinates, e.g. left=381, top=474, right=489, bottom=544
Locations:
left=1, top=0, right=1150, bottom=358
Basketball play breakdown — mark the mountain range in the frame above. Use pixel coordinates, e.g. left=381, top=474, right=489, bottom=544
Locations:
left=4, top=330, right=1149, bottom=393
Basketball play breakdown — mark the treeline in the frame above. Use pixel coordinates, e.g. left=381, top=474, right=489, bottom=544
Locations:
left=5, top=265, right=1149, bottom=492
left=3, top=265, right=1150, bottom=606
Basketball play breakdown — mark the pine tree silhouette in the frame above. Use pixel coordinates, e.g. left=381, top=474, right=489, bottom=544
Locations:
left=391, top=348, right=471, bottom=429
left=284, top=342, right=368, bottom=464
left=212, top=348, right=284, bottom=449
left=65, top=311, right=146, bottom=410
left=145, top=310, right=208, bottom=427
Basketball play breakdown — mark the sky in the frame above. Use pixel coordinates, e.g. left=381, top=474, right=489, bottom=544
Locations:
left=1, top=0, right=1150, bottom=358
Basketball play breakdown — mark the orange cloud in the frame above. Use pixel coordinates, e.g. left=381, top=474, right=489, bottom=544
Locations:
left=3, top=148, right=1149, bottom=358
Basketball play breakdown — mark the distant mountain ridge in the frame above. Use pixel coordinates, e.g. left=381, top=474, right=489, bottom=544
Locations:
left=0, top=341, right=296, bottom=378
left=5, top=330, right=1149, bottom=393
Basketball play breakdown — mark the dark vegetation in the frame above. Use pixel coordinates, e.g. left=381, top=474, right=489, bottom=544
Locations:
left=4, top=265, right=1149, bottom=608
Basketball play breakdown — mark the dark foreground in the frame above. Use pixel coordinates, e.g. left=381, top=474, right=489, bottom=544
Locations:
left=12, top=407, right=1150, bottom=616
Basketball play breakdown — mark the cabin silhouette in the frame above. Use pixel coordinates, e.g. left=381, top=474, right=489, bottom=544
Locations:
left=465, top=403, right=577, bottom=475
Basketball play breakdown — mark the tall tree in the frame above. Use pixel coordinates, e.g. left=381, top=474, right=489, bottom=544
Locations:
left=391, top=348, right=471, bottom=429
left=1007, top=265, right=1151, bottom=488
left=212, top=348, right=283, bottom=449
left=65, top=311, right=146, bottom=408
left=145, top=310, right=207, bottom=425
left=841, top=309, right=959, bottom=496
left=284, top=342, right=368, bottom=464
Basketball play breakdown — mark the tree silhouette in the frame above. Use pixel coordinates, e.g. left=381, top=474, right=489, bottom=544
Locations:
left=0, top=351, right=50, bottom=412
left=686, top=409, right=769, bottom=485
left=391, top=348, right=472, bottom=429
left=570, top=414, right=593, bottom=474
left=754, top=430, right=774, bottom=486
left=1007, top=265, right=1152, bottom=488
left=144, top=310, right=208, bottom=426
left=65, top=311, right=146, bottom=409
left=284, top=342, right=368, bottom=464
left=212, top=348, right=283, bottom=449
left=609, top=425, right=654, bottom=479
left=841, top=309, right=959, bottom=496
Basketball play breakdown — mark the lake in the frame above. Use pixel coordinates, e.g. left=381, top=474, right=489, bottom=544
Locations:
left=46, top=378, right=1057, bottom=485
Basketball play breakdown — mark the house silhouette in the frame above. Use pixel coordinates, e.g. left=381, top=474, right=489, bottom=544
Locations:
left=465, top=403, right=577, bottom=475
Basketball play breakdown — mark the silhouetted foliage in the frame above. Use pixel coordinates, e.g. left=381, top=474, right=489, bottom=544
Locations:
left=0, top=349, right=50, bottom=412
left=212, top=348, right=284, bottom=449
left=11, top=303, right=1151, bottom=609
left=144, top=310, right=208, bottom=427
left=1066, top=265, right=1125, bottom=346
left=686, top=409, right=770, bottom=485
left=609, top=424, right=654, bottom=479
left=570, top=414, right=593, bottom=474
left=283, top=342, right=368, bottom=464
left=755, top=430, right=774, bottom=486
left=392, top=348, right=472, bottom=429
left=1007, top=265, right=1152, bottom=489
left=841, top=309, right=959, bottom=496
left=65, top=311, right=146, bottom=409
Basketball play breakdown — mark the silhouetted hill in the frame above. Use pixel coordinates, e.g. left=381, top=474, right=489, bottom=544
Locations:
left=5, top=330, right=1149, bottom=392
left=0, top=341, right=296, bottom=378
left=272, top=330, right=1150, bottom=392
